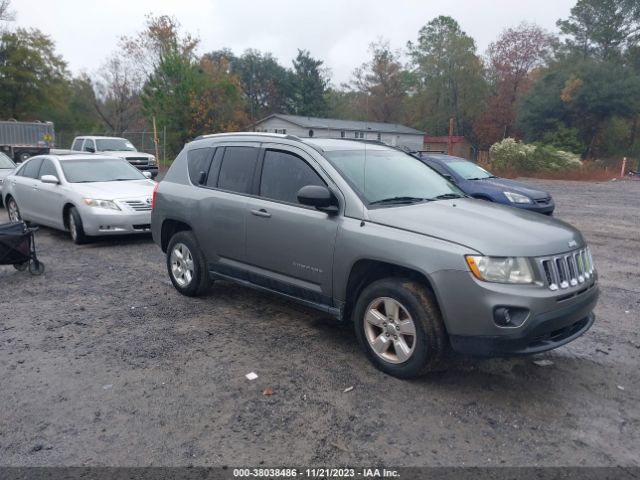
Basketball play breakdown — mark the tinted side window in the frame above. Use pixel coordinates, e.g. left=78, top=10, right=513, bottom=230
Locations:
left=38, top=159, right=58, bottom=179
left=217, top=147, right=259, bottom=194
left=83, top=139, right=95, bottom=152
left=20, top=158, right=44, bottom=178
left=187, top=148, right=213, bottom=185
left=71, top=139, right=83, bottom=151
left=260, top=150, right=325, bottom=205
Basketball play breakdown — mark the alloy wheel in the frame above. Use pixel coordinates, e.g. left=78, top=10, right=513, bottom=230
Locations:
left=364, top=297, right=417, bottom=364
left=8, top=199, right=20, bottom=222
left=170, top=243, right=195, bottom=287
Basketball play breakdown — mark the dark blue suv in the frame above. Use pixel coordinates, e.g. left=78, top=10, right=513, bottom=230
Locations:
left=418, top=153, right=554, bottom=215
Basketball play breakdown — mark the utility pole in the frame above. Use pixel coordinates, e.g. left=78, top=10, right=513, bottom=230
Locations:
left=447, top=117, right=454, bottom=156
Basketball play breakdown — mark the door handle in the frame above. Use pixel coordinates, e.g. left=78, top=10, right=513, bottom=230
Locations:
left=251, top=208, right=271, bottom=218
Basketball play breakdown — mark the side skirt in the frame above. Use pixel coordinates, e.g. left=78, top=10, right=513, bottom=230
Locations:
left=209, top=269, right=343, bottom=320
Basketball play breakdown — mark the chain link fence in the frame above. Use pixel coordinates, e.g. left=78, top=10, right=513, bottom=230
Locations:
left=56, top=130, right=170, bottom=167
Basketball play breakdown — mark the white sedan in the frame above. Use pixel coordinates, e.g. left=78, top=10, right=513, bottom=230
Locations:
left=2, top=154, right=156, bottom=244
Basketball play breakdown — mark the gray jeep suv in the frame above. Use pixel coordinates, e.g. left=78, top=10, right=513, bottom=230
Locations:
left=151, top=134, right=598, bottom=378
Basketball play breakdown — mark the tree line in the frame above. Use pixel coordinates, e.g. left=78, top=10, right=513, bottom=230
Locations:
left=0, top=0, right=639, bottom=160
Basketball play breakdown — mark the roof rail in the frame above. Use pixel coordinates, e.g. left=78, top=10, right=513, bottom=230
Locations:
left=193, top=132, right=302, bottom=142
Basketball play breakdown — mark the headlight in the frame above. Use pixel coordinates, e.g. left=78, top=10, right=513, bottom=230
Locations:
left=466, top=255, right=534, bottom=284
left=83, top=198, right=121, bottom=211
left=504, top=192, right=532, bottom=204
left=149, top=156, right=157, bottom=166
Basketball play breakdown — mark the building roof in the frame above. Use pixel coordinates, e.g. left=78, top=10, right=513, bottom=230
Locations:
left=424, top=135, right=468, bottom=143
left=257, top=114, right=424, bottom=135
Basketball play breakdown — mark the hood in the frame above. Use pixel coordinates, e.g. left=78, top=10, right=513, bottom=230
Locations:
left=71, top=179, right=156, bottom=200
left=473, top=177, right=550, bottom=200
left=99, top=151, right=154, bottom=159
left=367, top=198, right=583, bottom=257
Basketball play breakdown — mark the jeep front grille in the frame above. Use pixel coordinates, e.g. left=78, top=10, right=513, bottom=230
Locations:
left=540, top=248, right=594, bottom=291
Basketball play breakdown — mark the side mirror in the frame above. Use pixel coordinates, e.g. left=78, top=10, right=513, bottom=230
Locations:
left=85, top=147, right=95, bottom=153
left=143, top=171, right=153, bottom=179
left=297, top=185, right=338, bottom=213
left=40, top=174, right=59, bottom=184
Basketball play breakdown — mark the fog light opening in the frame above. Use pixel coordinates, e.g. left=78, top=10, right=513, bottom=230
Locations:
left=493, top=306, right=529, bottom=328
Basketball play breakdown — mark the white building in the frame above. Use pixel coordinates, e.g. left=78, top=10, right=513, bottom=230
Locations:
left=253, top=114, right=424, bottom=151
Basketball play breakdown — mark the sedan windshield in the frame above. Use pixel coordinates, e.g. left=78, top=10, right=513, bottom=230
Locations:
left=95, top=138, right=136, bottom=152
left=61, top=159, right=146, bottom=183
left=325, top=149, right=464, bottom=205
left=0, top=152, right=15, bottom=169
left=447, top=160, right=495, bottom=180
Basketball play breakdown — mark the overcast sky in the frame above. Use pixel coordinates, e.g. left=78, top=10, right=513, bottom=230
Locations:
left=14, top=0, right=575, bottom=84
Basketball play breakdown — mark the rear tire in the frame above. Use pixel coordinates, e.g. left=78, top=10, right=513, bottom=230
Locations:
left=353, top=277, right=447, bottom=379
left=166, top=231, right=210, bottom=297
left=68, top=207, right=88, bottom=245
left=7, top=197, right=21, bottom=222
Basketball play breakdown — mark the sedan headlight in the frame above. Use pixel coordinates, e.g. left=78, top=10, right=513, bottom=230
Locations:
left=504, top=191, right=532, bottom=204
left=466, top=255, right=534, bottom=284
left=83, top=198, right=121, bottom=211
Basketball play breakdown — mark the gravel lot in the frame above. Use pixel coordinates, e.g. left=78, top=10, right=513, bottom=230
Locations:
left=0, top=178, right=638, bottom=467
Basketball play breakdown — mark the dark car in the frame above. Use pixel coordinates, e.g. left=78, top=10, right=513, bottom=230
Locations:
left=418, top=153, right=554, bottom=215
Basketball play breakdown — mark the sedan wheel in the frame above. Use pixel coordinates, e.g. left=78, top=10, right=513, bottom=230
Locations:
left=170, top=242, right=195, bottom=287
left=69, top=214, right=78, bottom=241
left=364, top=297, right=417, bottom=364
left=7, top=198, right=21, bottom=222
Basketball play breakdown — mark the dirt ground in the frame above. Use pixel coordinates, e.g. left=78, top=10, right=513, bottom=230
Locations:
left=0, top=178, right=638, bottom=467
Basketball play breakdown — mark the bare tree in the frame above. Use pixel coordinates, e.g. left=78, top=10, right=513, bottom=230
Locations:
left=0, top=0, right=14, bottom=21
left=93, top=54, right=144, bottom=133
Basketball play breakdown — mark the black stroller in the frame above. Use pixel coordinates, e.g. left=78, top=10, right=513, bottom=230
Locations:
left=0, top=221, right=45, bottom=275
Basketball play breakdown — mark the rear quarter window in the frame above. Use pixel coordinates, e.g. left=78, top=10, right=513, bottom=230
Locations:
left=19, top=158, right=44, bottom=178
left=187, top=148, right=214, bottom=185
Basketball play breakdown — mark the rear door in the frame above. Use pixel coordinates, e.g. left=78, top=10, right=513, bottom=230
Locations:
left=30, top=159, right=65, bottom=228
left=244, top=145, right=339, bottom=304
left=11, top=157, right=43, bottom=221
left=196, top=144, right=260, bottom=273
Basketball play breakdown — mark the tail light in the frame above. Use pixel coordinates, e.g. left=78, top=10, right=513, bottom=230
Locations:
left=152, top=182, right=159, bottom=209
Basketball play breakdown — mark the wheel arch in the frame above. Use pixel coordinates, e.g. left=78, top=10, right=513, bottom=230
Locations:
left=344, top=259, right=442, bottom=325
left=160, top=219, right=192, bottom=253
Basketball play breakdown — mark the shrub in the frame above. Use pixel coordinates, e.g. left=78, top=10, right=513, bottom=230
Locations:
left=489, top=138, right=581, bottom=172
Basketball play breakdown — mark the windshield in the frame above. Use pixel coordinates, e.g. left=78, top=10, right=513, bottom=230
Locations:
left=447, top=160, right=494, bottom=180
left=325, top=149, right=464, bottom=205
left=61, top=159, right=146, bottom=183
left=95, top=138, right=136, bottom=152
left=0, top=152, right=15, bottom=169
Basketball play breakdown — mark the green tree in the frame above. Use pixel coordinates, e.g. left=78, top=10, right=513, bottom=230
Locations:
left=291, top=49, right=328, bottom=117
left=229, top=49, right=293, bottom=125
left=407, top=16, right=486, bottom=137
left=0, top=28, right=68, bottom=119
left=517, top=59, right=640, bottom=157
left=351, top=40, right=407, bottom=123
left=557, top=0, right=640, bottom=60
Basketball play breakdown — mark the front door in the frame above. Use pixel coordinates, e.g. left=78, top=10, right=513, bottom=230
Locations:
left=245, top=146, right=339, bottom=305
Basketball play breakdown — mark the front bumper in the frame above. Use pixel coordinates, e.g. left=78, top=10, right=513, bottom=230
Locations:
left=514, top=199, right=555, bottom=215
left=432, top=269, right=598, bottom=356
left=79, top=207, right=152, bottom=236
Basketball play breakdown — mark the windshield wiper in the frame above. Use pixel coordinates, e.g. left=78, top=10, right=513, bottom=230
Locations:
left=430, top=193, right=465, bottom=200
left=370, top=196, right=430, bottom=205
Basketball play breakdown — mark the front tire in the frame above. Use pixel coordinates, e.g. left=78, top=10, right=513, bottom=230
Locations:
left=68, top=207, right=88, bottom=244
left=166, top=231, right=210, bottom=297
left=353, top=278, right=447, bottom=379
